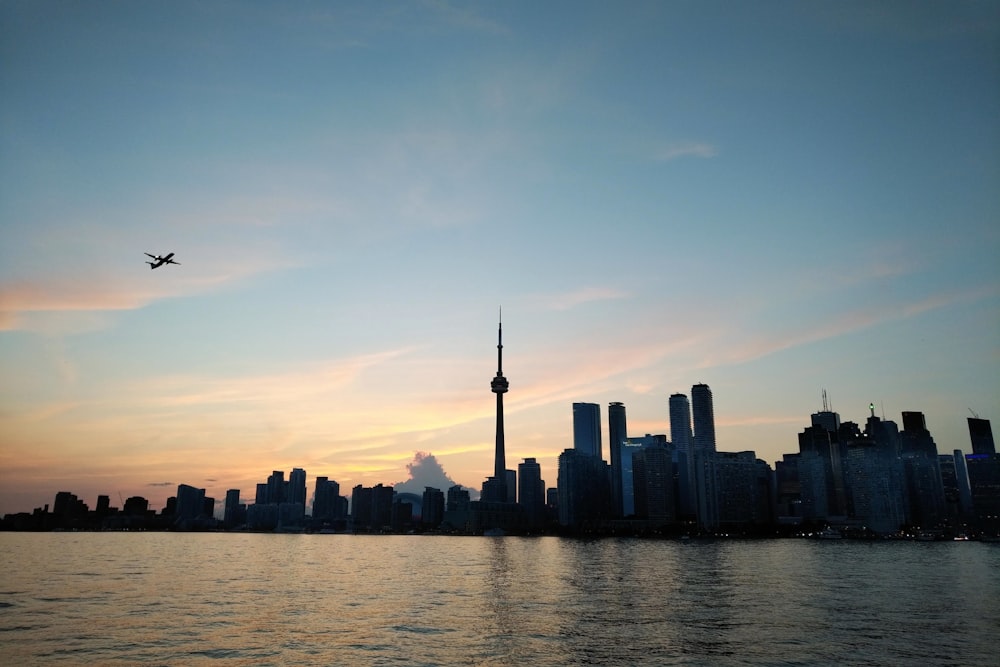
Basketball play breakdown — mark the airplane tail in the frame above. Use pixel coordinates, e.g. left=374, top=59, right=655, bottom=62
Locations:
left=146, top=262, right=155, bottom=269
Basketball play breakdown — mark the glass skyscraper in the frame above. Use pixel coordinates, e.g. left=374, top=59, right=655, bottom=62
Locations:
left=572, top=402, right=602, bottom=459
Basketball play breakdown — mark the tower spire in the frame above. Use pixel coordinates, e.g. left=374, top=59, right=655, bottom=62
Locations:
left=490, top=308, right=509, bottom=498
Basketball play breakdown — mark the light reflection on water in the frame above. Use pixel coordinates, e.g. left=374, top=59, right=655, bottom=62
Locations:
left=1, top=533, right=997, bottom=665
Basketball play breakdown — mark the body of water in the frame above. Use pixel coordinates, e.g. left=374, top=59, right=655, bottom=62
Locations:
left=1, top=534, right=997, bottom=666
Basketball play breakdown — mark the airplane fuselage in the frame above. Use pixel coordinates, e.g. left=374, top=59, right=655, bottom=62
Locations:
left=145, top=252, right=179, bottom=269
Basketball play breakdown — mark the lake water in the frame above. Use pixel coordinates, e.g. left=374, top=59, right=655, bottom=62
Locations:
left=1, top=534, right=997, bottom=666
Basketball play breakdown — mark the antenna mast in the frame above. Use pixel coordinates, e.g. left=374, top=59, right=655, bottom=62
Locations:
left=822, top=389, right=829, bottom=412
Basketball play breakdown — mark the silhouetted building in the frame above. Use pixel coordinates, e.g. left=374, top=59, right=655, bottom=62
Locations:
left=573, top=402, right=602, bottom=458
left=939, top=452, right=974, bottom=523
left=968, top=417, right=996, bottom=455
left=351, top=484, right=394, bottom=532
left=691, top=383, right=718, bottom=531
left=518, top=458, right=545, bottom=530
left=715, top=451, right=771, bottom=530
left=608, top=401, right=628, bottom=516
left=844, top=438, right=906, bottom=535
left=490, top=315, right=510, bottom=502
left=442, top=485, right=471, bottom=532
left=774, top=453, right=803, bottom=522
left=267, top=471, right=285, bottom=505
left=557, top=448, right=611, bottom=529
left=123, top=496, right=149, bottom=516
left=175, top=484, right=209, bottom=529
left=632, top=445, right=674, bottom=524
left=798, top=423, right=848, bottom=519
left=422, top=487, right=444, bottom=528
left=966, top=453, right=1000, bottom=535
left=669, top=393, right=694, bottom=518
left=223, top=489, right=242, bottom=528
left=899, top=411, right=946, bottom=527
left=288, top=468, right=307, bottom=521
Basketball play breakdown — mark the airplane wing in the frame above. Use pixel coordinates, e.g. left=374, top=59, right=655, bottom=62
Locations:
left=145, top=253, right=158, bottom=259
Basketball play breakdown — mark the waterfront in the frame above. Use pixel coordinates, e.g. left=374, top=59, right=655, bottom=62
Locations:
left=1, top=534, right=997, bottom=666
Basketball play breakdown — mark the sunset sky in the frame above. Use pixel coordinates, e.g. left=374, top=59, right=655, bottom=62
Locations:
left=1, top=1, right=998, bottom=515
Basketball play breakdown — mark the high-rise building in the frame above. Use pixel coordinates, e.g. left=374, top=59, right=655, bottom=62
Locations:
left=267, top=470, right=285, bottom=505
left=968, top=417, right=996, bottom=455
left=518, top=458, right=545, bottom=530
left=488, top=314, right=510, bottom=502
left=899, top=411, right=946, bottom=527
left=608, top=401, right=628, bottom=516
left=175, top=483, right=206, bottom=527
left=966, top=453, right=1000, bottom=535
left=422, top=487, right=445, bottom=528
left=669, top=393, right=694, bottom=517
left=313, top=476, right=342, bottom=522
left=289, top=468, right=307, bottom=506
left=691, top=384, right=716, bottom=454
left=573, top=402, right=602, bottom=458
left=223, top=489, right=241, bottom=528
left=714, top=451, right=771, bottom=530
left=691, top=383, right=718, bottom=530
left=632, top=444, right=674, bottom=523
left=557, top=448, right=611, bottom=529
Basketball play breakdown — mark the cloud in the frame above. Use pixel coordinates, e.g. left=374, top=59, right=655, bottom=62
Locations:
left=148, top=482, right=174, bottom=487
left=532, top=287, right=630, bottom=312
left=653, top=142, right=718, bottom=162
left=697, top=283, right=1000, bottom=370
left=392, top=451, right=463, bottom=495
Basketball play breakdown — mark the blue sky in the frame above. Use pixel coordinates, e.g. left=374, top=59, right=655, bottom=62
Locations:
left=1, top=1, right=998, bottom=514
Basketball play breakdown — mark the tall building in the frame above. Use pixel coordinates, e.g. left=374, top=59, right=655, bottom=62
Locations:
left=557, top=448, right=611, bottom=529
left=966, top=453, right=1000, bottom=535
left=691, top=383, right=718, bottom=531
left=223, top=489, right=241, bottom=528
left=421, top=487, right=445, bottom=528
left=573, top=402, right=603, bottom=458
left=632, top=444, right=674, bottom=524
left=669, top=393, right=694, bottom=517
left=608, top=401, right=628, bottom=516
left=289, top=468, right=307, bottom=506
left=715, top=451, right=771, bottom=530
left=518, top=458, right=546, bottom=530
left=968, top=417, right=996, bottom=455
left=267, top=470, right=285, bottom=505
left=899, top=411, right=946, bottom=527
left=620, top=434, right=668, bottom=517
left=691, top=384, right=717, bottom=454
left=313, top=477, right=342, bottom=522
left=487, top=314, right=510, bottom=502
left=175, top=483, right=206, bottom=527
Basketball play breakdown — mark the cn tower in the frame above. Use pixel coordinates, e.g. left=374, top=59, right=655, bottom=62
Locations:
left=490, top=311, right=509, bottom=491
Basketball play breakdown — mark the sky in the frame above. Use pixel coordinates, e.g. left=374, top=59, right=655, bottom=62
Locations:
left=1, top=1, right=998, bottom=516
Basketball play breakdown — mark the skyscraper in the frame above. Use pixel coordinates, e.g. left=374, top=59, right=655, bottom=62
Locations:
left=691, top=384, right=716, bottom=454
left=669, top=394, right=692, bottom=454
left=669, top=393, right=693, bottom=517
left=691, top=383, right=718, bottom=531
left=968, top=417, right=996, bottom=455
left=518, top=458, right=545, bottom=530
left=573, top=402, right=602, bottom=458
left=488, top=313, right=509, bottom=502
left=608, top=401, right=628, bottom=516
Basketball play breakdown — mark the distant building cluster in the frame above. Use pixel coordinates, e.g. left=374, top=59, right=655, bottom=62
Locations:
left=3, top=321, right=999, bottom=539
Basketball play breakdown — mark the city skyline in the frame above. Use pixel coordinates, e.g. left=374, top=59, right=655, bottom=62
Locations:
left=4, top=391, right=992, bottom=520
left=2, top=2, right=998, bottom=516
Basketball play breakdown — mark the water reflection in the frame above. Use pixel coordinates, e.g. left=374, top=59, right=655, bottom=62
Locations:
left=1, top=534, right=997, bottom=666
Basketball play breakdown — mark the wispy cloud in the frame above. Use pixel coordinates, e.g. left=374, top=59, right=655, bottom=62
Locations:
left=697, top=284, right=999, bottom=370
left=653, top=142, right=718, bottom=162
left=532, top=287, right=630, bottom=311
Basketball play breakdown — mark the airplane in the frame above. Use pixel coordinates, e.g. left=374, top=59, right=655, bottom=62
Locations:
left=145, top=252, right=180, bottom=269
